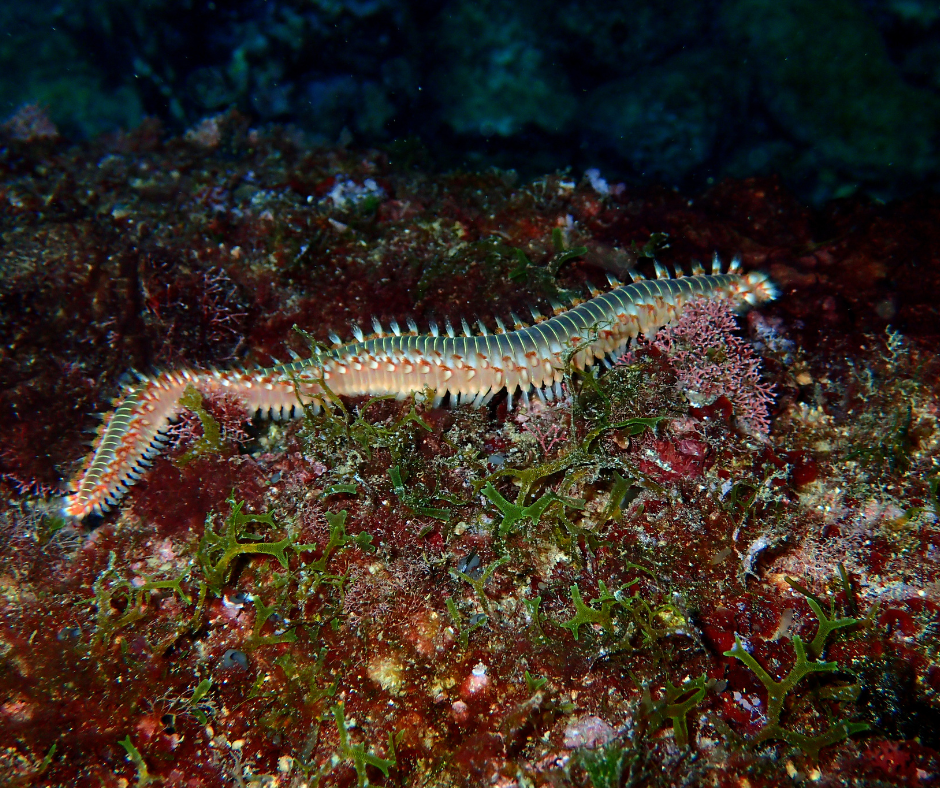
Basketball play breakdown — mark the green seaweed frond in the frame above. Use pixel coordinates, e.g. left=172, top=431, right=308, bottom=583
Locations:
left=579, top=740, right=636, bottom=788
left=186, top=679, right=215, bottom=725
left=714, top=566, right=871, bottom=757
left=929, top=474, right=940, bottom=517
left=295, top=509, right=375, bottom=566
left=477, top=352, right=665, bottom=526
left=640, top=675, right=709, bottom=747
left=500, top=228, right=586, bottom=285
left=525, top=670, right=548, bottom=694
left=92, top=551, right=191, bottom=649
left=630, top=232, right=669, bottom=260
left=619, top=592, right=688, bottom=648
left=522, top=595, right=548, bottom=646
left=784, top=576, right=862, bottom=659
left=257, top=646, right=336, bottom=716
left=560, top=581, right=620, bottom=641
left=480, top=481, right=584, bottom=538
left=445, top=596, right=487, bottom=650
left=347, top=397, right=432, bottom=461
left=450, top=554, right=510, bottom=622
left=331, top=702, right=396, bottom=787
left=602, top=471, right=634, bottom=523
left=175, top=385, right=223, bottom=466
left=557, top=577, right=685, bottom=649
left=246, top=594, right=299, bottom=648
left=118, top=736, right=158, bottom=787
left=294, top=509, right=375, bottom=600
left=322, top=483, right=359, bottom=497
left=547, top=226, right=588, bottom=277
left=723, top=635, right=869, bottom=757
left=389, top=465, right=454, bottom=522
left=498, top=415, right=664, bottom=500
left=197, top=495, right=290, bottom=595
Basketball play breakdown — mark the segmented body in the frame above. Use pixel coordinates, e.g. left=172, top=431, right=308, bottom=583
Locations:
left=64, top=262, right=776, bottom=518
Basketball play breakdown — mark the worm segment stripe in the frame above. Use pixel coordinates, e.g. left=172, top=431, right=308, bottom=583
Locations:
left=64, top=267, right=776, bottom=518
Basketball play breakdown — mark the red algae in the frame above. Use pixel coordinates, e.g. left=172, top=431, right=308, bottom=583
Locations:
left=0, top=117, right=939, bottom=786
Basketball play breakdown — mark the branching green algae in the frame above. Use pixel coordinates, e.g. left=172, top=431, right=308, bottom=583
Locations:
left=722, top=634, right=869, bottom=757
left=718, top=576, right=870, bottom=758
left=174, top=385, right=224, bottom=466
left=331, top=702, right=397, bottom=788
left=641, top=675, right=709, bottom=748
left=197, top=496, right=291, bottom=595
left=92, top=552, right=191, bottom=650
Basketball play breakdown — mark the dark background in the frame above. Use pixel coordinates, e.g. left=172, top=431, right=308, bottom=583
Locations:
left=3, top=0, right=940, bottom=204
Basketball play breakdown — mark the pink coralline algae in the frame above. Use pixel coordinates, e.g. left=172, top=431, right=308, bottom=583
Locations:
left=653, top=295, right=775, bottom=434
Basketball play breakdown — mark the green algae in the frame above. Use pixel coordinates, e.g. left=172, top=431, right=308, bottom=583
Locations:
left=580, top=741, right=634, bottom=788
left=560, top=581, right=620, bottom=641
left=197, top=496, right=290, bottom=595
left=723, top=634, right=868, bottom=757
left=480, top=480, right=584, bottom=538
left=92, top=551, right=191, bottom=649
left=558, top=579, right=688, bottom=650
left=246, top=593, right=299, bottom=648
left=331, top=702, right=396, bottom=787
left=479, top=410, right=664, bottom=538
left=118, top=736, right=156, bottom=788
left=718, top=574, right=871, bottom=759
left=445, top=596, right=486, bottom=650
left=784, top=576, right=862, bottom=659
left=322, top=483, right=359, bottom=497
left=601, top=471, right=634, bottom=523
left=525, top=670, right=548, bottom=693
left=389, top=465, right=454, bottom=522
left=641, top=675, right=709, bottom=748
left=186, top=679, right=214, bottom=725
left=576, top=675, right=708, bottom=783
left=294, top=509, right=376, bottom=567
left=450, top=554, right=510, bottom=623
left=522, top=594, right=549, bottom=645
left=175, top=385, right=223, bottom=466
left=505, top=228, right=588, bottom=283
left=252, top=645, right=336, bottom=729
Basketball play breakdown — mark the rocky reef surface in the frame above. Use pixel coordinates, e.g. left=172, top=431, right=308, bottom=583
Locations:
left=0, top=114, right=939, bottom=786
